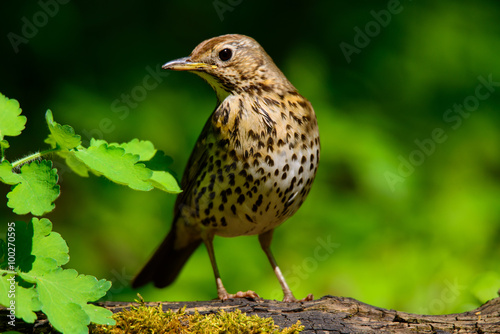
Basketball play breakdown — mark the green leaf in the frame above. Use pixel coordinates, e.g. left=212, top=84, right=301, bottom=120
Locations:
left=34, top=269, right=115, bottom=333
left=73, top=139, right=153, bottom=191
left=0, top=93, right=27, bottom=140
left=0, top=271, right=40, bottom=324
left=43, top=109, right=89, bottom=176
left=0, top=161, right=18, bottom=184
left=32, top=218, right=69, bottom=272
left=5, top=160, right=60, bottom=216
left=14, top=284, right=41, bottom=323
left=83, top=303, right=116, bottom=325
left=117, top=138, right=157, bottom=161
left=11, top=218, right=114, bottom=332
left=45, top=110, right=81, bottom=150
left=1, top=139, right=10, bottom=150
left=91, top=138, right=157, bottom=161
left=62, top=151, right=90, bottom=177
left=14, top=219, right=68, bottom=277
left=150, top=170, right=182, bottom=193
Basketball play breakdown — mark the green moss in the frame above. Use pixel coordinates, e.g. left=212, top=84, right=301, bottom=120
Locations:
left=90, top=304, right=304, bottom=334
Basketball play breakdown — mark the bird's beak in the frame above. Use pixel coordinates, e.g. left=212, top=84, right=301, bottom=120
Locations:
left=162, top=57, right=217, bottom=71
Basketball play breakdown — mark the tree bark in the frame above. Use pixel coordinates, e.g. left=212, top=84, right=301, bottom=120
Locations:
left=3, top=295, right=500, bottom=333
left=103, top=295, right=500, bottom=333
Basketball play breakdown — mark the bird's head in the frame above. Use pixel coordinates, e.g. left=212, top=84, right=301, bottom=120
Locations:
left=162, top=34, right=293, bottom=103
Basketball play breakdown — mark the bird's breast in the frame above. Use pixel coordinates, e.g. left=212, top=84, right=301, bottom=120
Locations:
left=185, top=93, right=319, bottom=237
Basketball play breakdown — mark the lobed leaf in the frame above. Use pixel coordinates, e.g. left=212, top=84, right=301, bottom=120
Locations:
left=73, top=139, right=153, bottom=191
left=5, top=160, right=60, bottom=216
left=13, top=284, right=41, bottom=323
left=117, top=138, right=157, bottom=161
left=0, top=93, right=27, bottom=140
left=34, top=269, right=115, bottom=333
left=0, top=161, right=18, bottom=184
left=150, top=171, right=182, bottom=194
left=12, top=218, right=115, bottom=332
left=91, top=139, right=157, bottom=161
left=0, top=276, right=40, bottom=323
left=14, top=218, right=68, bottom=278
left=83, top=303, right=117, bottom=325
left=32, top=218, right=69, bottom=271
left=45, top=110, right=81, bottom=150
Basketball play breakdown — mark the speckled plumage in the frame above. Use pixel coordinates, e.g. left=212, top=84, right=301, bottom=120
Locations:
left=133, top=34, right=320, bottom=302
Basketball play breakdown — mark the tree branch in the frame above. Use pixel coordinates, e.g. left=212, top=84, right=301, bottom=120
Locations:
left=3, top=295, right=499, bottom=333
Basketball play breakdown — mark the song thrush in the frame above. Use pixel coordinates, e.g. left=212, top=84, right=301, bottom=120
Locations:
left=132, top=34, right=320, bottom=302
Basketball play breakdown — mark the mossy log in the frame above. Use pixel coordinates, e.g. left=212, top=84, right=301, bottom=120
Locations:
left=2, top=295, right=500, bottom=333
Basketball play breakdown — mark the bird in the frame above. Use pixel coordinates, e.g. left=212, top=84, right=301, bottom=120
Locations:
left=132, top=34, right=320, bottom=302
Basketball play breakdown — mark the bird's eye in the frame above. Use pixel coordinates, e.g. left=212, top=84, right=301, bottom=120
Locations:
left=218, top=48, right=233, bottom=61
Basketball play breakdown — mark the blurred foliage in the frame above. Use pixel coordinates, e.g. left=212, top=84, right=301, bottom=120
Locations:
left=1, top=0, right=499, bottom=315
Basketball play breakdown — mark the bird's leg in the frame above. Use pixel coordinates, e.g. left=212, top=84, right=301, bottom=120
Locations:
left=258, top=229, right=313, bottom=302
left=202, top=231, right=259, bottom=300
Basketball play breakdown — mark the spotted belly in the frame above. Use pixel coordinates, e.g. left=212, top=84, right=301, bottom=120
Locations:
left=188, top=143, right=319, bottom=238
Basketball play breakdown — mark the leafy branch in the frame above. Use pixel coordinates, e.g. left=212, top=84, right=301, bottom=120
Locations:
left=0, top=92, right=181, bottom=333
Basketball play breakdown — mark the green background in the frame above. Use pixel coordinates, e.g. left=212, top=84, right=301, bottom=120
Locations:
left=1, top=0, right=499, bottom=314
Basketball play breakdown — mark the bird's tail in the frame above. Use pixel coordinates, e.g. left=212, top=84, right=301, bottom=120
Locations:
left=131, top=225, right=202, bottom=289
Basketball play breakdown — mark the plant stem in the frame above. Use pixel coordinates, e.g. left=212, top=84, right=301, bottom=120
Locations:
left=11, top=148, right=60, bottom=168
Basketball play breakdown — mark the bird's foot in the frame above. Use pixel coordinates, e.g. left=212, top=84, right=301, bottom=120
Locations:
left=216, top=277, right=260, bottom=300
left=218, top=290, right=260, bottom=300
left=282, top=293, right=314, bottom=302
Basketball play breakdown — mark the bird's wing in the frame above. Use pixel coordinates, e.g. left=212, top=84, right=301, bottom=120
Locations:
left=172, top=117, right=213, bottom=221
left=132, top=116, right=213, bottom=288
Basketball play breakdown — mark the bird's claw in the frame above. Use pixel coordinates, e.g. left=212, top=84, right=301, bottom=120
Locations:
left=282, top=293, right=314, bottom=302
left=219, top=290, right=260, bottom=300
